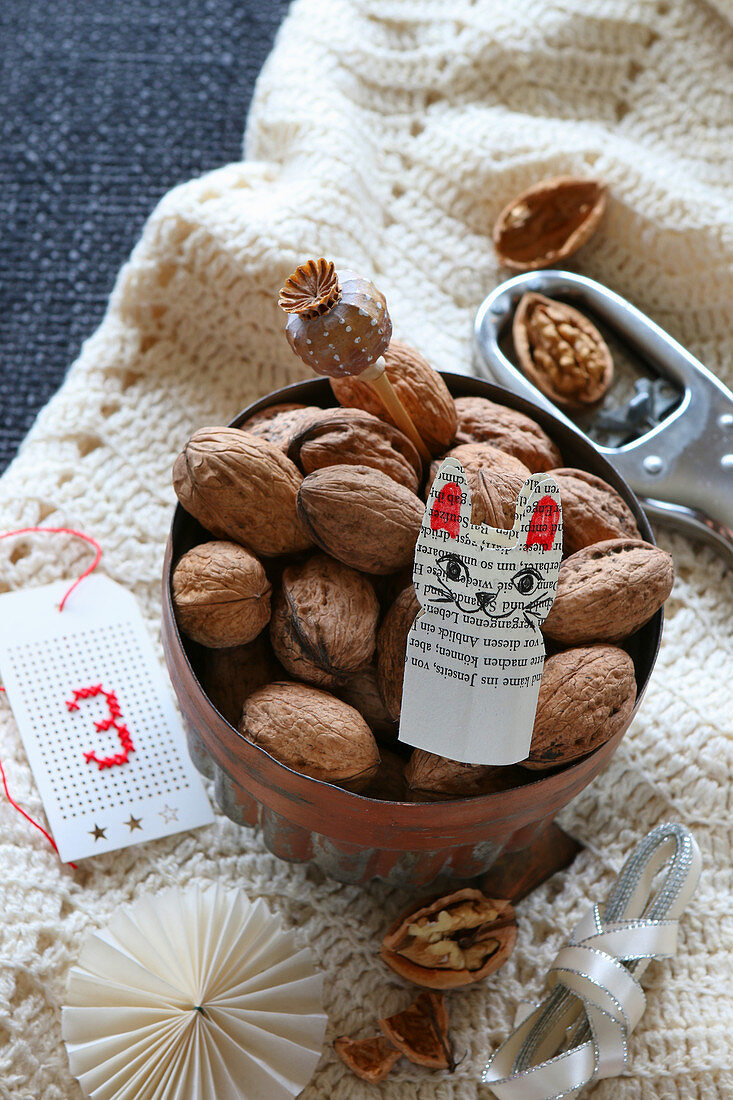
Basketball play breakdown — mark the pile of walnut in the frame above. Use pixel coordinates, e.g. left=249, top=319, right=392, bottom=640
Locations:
left=170, top=334, right=674, bottom=801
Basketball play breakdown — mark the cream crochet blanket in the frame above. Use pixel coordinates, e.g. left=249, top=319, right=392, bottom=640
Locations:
left=1, top=1, right=731, bottom=1097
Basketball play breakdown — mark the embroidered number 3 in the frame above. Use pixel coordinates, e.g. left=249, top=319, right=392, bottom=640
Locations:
left=66, top=685, right=135, bottom=769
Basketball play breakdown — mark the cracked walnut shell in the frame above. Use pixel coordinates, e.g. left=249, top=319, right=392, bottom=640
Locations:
left=334, top=1035, right=401, bottom=1082
left=379, top=992, right=454, bottom=1071
left=513, top=293, right=613, bottom=408
left=493, top=177, right=606, bottom=271
left=381, top=889, right=517, bottom=989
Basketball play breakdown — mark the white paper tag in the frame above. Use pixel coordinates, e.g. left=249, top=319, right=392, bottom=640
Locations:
left=0, top=575, right=213, bottom=861
left=398, top=459, right=562, bottom=766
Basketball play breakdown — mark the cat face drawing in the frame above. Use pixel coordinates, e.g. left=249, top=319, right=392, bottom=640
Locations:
left=415, top=459, right=562, bottom=629
left=399, top=457, right=563, bottom=766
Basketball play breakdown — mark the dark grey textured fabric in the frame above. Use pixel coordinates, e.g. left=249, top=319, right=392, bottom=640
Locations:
left=0, top=0, right=291, bottom=473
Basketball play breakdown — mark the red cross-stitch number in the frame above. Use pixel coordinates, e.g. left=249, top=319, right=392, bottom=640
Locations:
left=66, top=685, right=135, bottom=769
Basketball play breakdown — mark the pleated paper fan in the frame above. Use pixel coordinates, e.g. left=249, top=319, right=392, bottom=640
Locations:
left=62, top=885, right=328, bottom=1100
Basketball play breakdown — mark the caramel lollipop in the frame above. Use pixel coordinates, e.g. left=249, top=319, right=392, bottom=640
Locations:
left=279, top=259, right=432, bottom=464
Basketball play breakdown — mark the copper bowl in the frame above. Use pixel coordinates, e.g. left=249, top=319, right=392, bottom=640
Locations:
left=162, top=374, right=661, bottom=887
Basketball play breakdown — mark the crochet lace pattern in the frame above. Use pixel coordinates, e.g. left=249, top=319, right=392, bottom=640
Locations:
left=0, top=1, right=731, bottom=1097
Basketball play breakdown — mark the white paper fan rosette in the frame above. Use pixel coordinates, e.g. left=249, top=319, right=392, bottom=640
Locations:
left=62, top=885, right=327, bottom=1100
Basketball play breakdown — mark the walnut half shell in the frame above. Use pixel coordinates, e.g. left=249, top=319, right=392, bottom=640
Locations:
left=381, top=888, right=517, bottom=989
left=493, top=177, right=606, bottom=271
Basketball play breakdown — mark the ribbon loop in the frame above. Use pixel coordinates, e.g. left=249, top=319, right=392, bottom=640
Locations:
left=482, top=823, right=701, bottom=1099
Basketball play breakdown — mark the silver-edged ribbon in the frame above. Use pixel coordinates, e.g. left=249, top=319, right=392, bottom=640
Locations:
left=482, top=822, right=701, bottom=1100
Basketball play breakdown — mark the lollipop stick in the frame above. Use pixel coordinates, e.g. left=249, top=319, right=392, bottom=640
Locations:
left=361, top=360, right=432, bottom=465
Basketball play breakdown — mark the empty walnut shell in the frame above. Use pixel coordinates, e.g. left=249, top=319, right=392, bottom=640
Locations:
left=240, top=682, right=380, bottom=791
left=334, top=1035, right=401, bottom=1082
left=523, top=644, right=637, bottom=770
left=269, top=553, right=380, bottom=688
left=381, top=889, right=517, bottom=989
left=172, top=541, right=271, bottom=648
left=379, top=992, right=454, bottom=1071
left=454, top=396, right=562, bottom=471
left=513, top=293, right=613, bottom=408
left=288, top=406, right=422, bottom=492
left=330, top=339, right=457, bottom=455
left=376, top=584, right=420, bottom=720
left=239, top=403, right=321, bottom=452
left=550, top=468, right=641, bottom=555
left=493, top=177, right=607, bottom=271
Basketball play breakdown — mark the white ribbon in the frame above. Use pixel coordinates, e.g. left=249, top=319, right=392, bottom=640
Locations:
left=482, top=823, right=701, bottom=1100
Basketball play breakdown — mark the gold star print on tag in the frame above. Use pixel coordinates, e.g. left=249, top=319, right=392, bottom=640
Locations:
left=90, top=824, right=107, bottom=841
left=125, top=815, right=143, bottom=832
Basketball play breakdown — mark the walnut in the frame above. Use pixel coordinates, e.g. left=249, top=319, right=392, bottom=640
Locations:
left=269, top=553, right=379, bottom=688
left=493, top=177, right=606, bottom=271
left=550, top=467, right=641, bottom=555
left=405, top=750, right=526, bottom=801
left=471, top=466, right=524, bottom=529
left=172, top=427, right=312, bottom=557
left=426, top=442, right=530, bottom=519
left=337, top=664, right=398, bottom=739
left=513, top=293, right=613, bottom=408
left=330, top=339, right=457, bottom=455
left=297, top=464, right=423, bottom=574
left=542, top=538, right=674, bottom=644
left=523, top=645, right=637, bottom=770
left=239, top=403, right=321, bottom=452
left=288, top=406, right=422, bottom=492
left=381, top=889, right=517, bottom=988
left=172, top=541, right=271, bottom=648
left=453, top=396, right=562, bottom=471
left=240, top=682, right=380, bottom=791
left=198, top=634, right=282, bottom=727
left=362, top=749, right=407, bottom=801
left=376, top=584, right=420, bottom=720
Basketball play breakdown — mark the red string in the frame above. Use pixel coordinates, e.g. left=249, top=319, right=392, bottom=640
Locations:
left=0, top=526, right=102, bottom=612
left=0, top=753, right=77, bottom=869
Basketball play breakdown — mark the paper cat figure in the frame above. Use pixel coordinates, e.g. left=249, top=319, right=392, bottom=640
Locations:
left=398, top=458, right=563, bottom=766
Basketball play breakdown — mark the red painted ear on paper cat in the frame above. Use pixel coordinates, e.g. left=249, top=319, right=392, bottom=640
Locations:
left=512, top=475, right=562, bottom=553
left=525, top=494, right=561, bottom=551
left=430, top=481, right=464, bottom=539
left=424, top=458, right=473, bottom=541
